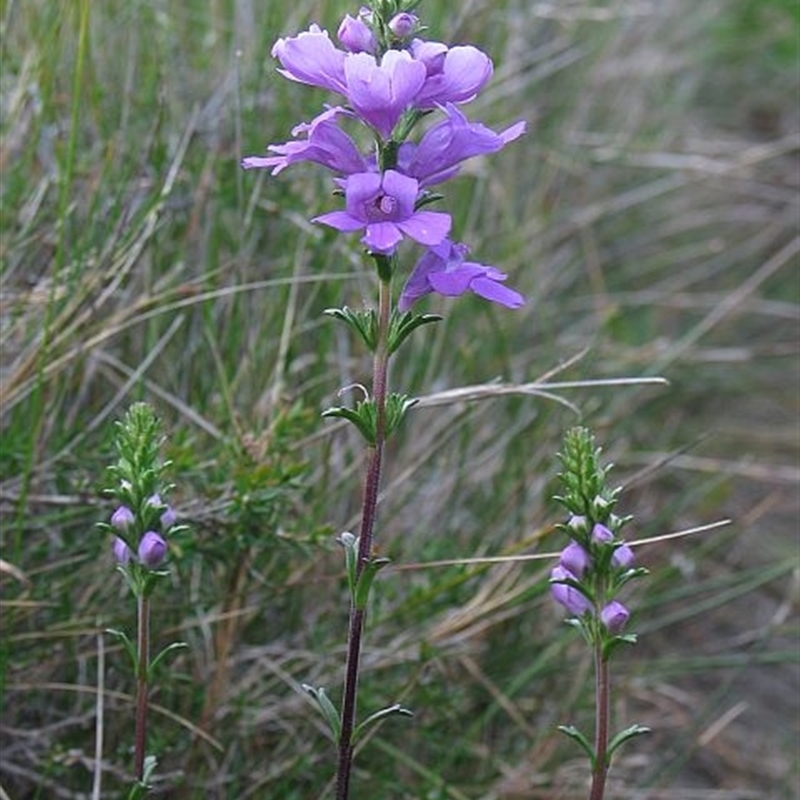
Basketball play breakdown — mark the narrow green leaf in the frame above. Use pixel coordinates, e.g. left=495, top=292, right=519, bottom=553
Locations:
left=303, top=684, right=341, bottom=742
left=107, top=628, right=138, bottom=673
left=148, top=641, right=188, bottom=681
left=353, top=703, right=413, bottom=745
left=607, top=723, right=650, bottom=762
left=557, top=724, right=596, bottom=766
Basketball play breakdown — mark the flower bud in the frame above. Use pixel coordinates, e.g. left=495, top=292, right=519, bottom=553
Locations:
left=591, top=522, right=614, bottom=544
left=138, top=531, right=167, bottom=568
left=160, top=505, right=177, bottom=529
left=337, top=13, right=375, bottom=53
left=612, top=542, right=635, bottom=569
left=559, top=541, right=591, bottom=578
left=550, top=566, right=592, bottom=616
left=111, top=505, right=135, bottom=531
left=112, top=536, right=132, bottom=565
left=600, top=600, right=630, bottom=633
left=566, top=514, right=589, bottom=536
left=388, top=12, right=418, bottom=39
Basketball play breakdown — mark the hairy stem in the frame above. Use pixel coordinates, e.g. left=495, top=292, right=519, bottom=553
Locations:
left=335, top=274, right=392, bottom=800
left=134, top=594, right=151, bottom=782
left=589, top=644, right=610, bottom=800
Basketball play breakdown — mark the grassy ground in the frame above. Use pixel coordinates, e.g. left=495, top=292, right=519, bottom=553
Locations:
left=1, top=0, right=797, bottom=798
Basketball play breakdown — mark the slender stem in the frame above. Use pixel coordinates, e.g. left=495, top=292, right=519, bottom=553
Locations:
left=589, top=643, right=610, bottom=800
left=134, top=593, right=151, bottom=782
left=335, top=274, right=392, bottom=800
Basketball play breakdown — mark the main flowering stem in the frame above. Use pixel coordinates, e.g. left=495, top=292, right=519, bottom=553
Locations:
left=134, top=594, right=151, bottom=782
left=589, top=644, right=611, bottom=800
left=335, top=269, right=392, bottom=800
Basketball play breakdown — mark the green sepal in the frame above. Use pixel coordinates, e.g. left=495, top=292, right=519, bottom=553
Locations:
left=324, top=307, right=377, bottom=353
left=302, top=684, right=341, bottom=742
left=613, top=566, right=649, bottom=590
left=387, top=310, right=442, bottom=356
left=353, top=703, right=413, bottom=745
left=557, top=724, right=596, bottom=766
left=147, top=641, right=188, bottom=682
left=354, top=554, right=392, bottom=610
left=602, top=632, right=638, bottom=661
left=413, top=192, right=444, bottom=211
left=107, top=628, right=138, bottom=674
left=606, top=723, right=650, bottom=762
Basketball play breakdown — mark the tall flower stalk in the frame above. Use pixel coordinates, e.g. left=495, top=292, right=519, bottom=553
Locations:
left=242, top=2, right=525, bottom=795
left=100, top=403, right=187, bottom=798
left=550, top=427, right=650, bottom=799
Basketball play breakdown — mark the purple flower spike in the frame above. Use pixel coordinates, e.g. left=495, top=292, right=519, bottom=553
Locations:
left=600, top=600, right=630, bottom=633
left=138, top=531, right=168, bottom=568
left=612, top=542, right=635, bottom=569
left=111, top=505, right=135, bottom=531
left=113, top=536, right=132, bottom=565
left=559, top=541, right=591, bottom=578
left=550, top=566, right=593, bottom=616
left=313, top=170, right=450, bottom=254
left=413, top=43, right=493, bottom=108
left=337, top=13, right=375, bottom=54
left=399, top=240, right=524, bottom=310
left=402, top=103, right=526, bottom=187
left=242, top=108, right=368, bottom=176
left=272, top=25, right=348, bottom=96
left=344, top=50, right=427, bottom=137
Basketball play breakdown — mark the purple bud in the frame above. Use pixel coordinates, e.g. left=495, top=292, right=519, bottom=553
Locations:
left=591, top=522, right=614, bottom=544
left=160, top=505, right=177, bottom=529
left=337, top=13, right=375, bottom=53
left=112, top=536, right=132, bottom=565
left=388, top=12, right=417, bottom=39
left=566, top=515, right=588, bottom=535
left=559, top=541, right=591, bottom=578
left=550, top=566, right=593, bottom=616
left=138, top=531, right=167, bottom=568
left=111, top=505, right=135, bottom=531
left=600, top=600, right=630, bottom=633
left=612, top=542, right=635, bottom=569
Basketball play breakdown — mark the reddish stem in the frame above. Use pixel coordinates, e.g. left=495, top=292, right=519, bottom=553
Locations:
left=589, top=644, right=610, bottom=800
left=134, top=593, right=151, bottom=782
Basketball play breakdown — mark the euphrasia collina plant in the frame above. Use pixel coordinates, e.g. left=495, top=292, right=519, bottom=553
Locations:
left=242, top=1, right=525, bottom=796
left=551, top=427, right=650, bottom=800
left=99, top=402, right=187, bottom=799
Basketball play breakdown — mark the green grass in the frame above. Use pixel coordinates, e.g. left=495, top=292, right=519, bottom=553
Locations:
left=1, top=0, right=798, bottom=798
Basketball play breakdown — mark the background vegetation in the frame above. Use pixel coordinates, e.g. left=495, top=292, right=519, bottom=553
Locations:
left=1, top=0, right=797, bottom=798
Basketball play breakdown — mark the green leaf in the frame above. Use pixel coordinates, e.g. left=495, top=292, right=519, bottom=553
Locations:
left=354, top=554, right=392, bottom=610
left=602, top=632, right=638, bottom=661
left=148, top=641, right=188, bottom=681
left=353, top=703, right=413, bottom=745
left=324, top=307, right=378, bottom=352
left=303, top=684, right=341, bottom=742
left=557, top=724, right=596, bottom=766
left=322, top=402, right=377, bottom=445
left=387, top=310, right=442, bottom=356
left=607, top=723, right=650, bottom=762
left=107, top=628, right=138, bottom=673
left=337, top=532, right=359, bottom=598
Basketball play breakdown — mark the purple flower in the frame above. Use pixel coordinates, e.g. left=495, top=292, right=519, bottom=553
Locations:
left=600, top=600, right=630, bottom=634
left=337, top=12, right=375, bottom=54
left=242, top=107, right=368, bottom=176
left=411, top=41, right=493, bottom=108
left=272, top=25, right=348, bottom=95
left=138, top=531, right=168, bottom=568
left=559, top=541, right=591, bottom=578
left=160, top=505, right=177, bottom=530
left=399, top=239, right=524, bottom=310
left=112, top=536, right=132, bottom=565
left=399, top=103, right=526, bottom=187
left=591, top=522, right=614, bottom=545
left=550, top=565, right=593, bottom=616
left=111, top=505, right=135, bottom=531
left=313, top=170, right=450, bottom=254
left=343, top=50, right=427, bottom=137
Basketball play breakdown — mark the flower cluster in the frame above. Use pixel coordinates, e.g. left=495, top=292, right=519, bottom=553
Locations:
left=242, top=2, right=526, bottom=309
left=550, top=518, right=635, bottom=634
left=550, top=427, right=646, bottom=651
left=111, top=495, right=176, bottom=569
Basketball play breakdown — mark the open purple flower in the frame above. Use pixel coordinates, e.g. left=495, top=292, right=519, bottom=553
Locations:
left=313, top=170, right=450, bottom=254
left=242, top=107, right=368, bottom=176
left=400, top=103, right=526, bottom=187
left=550, top=565, right=593, bottom=616
left=344, top=50, right=427, bottom=137
left=411, top=41, right=493, bottom=108
left=272, top=25, right=348, bottom=95
left=399, top=239, right=524, bottom=310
